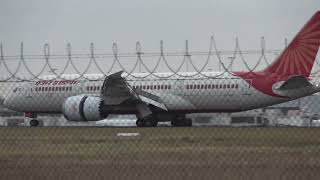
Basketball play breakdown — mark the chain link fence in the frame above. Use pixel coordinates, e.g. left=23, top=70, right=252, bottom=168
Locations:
left=0, top=37, right=320, bottom=179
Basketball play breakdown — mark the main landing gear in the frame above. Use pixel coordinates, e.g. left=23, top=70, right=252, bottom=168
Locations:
left=136, top=118, right=158, bottom=127
left=135, top=114, right=192, bottom=127
left=171, top=115, right=192, bottom=127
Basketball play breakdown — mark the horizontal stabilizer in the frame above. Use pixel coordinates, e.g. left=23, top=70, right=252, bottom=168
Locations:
left=278, top=75, right=312, bottom=90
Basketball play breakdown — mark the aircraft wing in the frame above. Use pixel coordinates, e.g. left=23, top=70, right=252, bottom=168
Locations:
left=100, top=71, right=167, bottom=114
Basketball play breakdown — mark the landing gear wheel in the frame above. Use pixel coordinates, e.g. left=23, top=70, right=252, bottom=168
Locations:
left=185, top=119, right=192, bottom=127
left=30, top=119, right=39, bottom=127
left=136, top=119, right=145, bottom=127
left=136, top=118, right=158, bottom=127
left=171, top=118, right=192, bottom=127
left=145, top=119, right=158, bottom=127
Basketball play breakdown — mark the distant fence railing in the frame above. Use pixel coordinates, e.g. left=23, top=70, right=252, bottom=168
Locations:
left=1, top=36, right=319, bottom=81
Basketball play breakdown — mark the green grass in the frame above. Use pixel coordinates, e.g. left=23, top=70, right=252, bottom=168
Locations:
left=0, top=127, right=320, bottom=180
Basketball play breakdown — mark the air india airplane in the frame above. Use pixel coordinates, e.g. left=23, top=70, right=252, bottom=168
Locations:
left=3, top=11, right=320, bottom=127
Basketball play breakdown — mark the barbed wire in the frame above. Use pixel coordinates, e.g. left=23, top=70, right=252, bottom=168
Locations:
left=0, top=36, right=319, bottom=81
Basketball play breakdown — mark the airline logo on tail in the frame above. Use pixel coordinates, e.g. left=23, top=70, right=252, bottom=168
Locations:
left=234, top=11, right=320, bottom=97
left=265, top=11, right=320, bottom=77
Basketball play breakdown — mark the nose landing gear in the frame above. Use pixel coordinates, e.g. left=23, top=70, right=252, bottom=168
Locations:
left=30, top=119, right=40, bottom=127
left=25, top=112, right=40, bottom=127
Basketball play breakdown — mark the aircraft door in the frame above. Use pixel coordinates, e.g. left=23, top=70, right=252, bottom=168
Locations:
left=173, top=79, right=185, bottom=96
left=74, top=80, right=84, bottom=95
left=239, top=79, right=252, bottom=110
left=22, top=82, right=33, bottom=98
left=241, top=79, right=252, bottom=96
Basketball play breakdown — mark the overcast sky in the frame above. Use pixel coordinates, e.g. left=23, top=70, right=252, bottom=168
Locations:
left=0, top=0, right=319, bottom=54
left=0, top=0, right=319, bottom=77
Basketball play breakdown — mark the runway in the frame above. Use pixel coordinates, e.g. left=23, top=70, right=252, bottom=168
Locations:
left=0, top=127, right=319, bottom=180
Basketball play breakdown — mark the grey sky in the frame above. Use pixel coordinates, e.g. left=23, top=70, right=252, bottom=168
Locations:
left=1, top=0, right=319, bottom=54
left=0, top=0, right=319, bottom=77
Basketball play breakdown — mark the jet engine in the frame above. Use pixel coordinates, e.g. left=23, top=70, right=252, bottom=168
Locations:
left=62, top=95, right=108, bottom=121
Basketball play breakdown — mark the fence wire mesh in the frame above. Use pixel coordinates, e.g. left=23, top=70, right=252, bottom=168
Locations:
left=0, top=37, right=320, bottom=179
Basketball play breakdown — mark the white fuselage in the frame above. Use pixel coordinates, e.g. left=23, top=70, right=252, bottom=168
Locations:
left=5, top=71, right=317, bottom=115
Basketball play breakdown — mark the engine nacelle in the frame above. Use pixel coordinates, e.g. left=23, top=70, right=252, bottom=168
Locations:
left=62, top=95, right=108, bottom=121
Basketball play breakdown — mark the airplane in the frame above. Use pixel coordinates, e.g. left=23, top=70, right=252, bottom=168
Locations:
left=3, top=11, right=320, bottom=127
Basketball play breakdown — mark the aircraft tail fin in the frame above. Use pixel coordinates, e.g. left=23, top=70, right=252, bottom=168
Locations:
left=263, top=11, right=320, bottom=77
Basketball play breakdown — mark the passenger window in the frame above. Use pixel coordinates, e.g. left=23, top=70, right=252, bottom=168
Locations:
left=97, top=86, right=100, bottom=91
left=219, top=84, right=222, bottom=89
left=231, top=84, right=234, bottom=88
left=223, top=85, right=226, bottom=89
left=204, top=85, right=207, bottom=89
left=90, top=86, right=93, bottom=91
left=208, top=84, right=211, bottom=89
left=201, top=85, right=204, bottom=89
left=227, top=84, right=230, bottom=89
left=193, top=85, right=197, bottom=89
left=154, top=85, right=157, bottom=89
left=168, top=85, right=171, bottom=89
left=164, top=85, right=167, bottom=89
left=235, top=84, right=239, bottom=89
left=186, top=85, right=189, bottom=89
left=189, top=85, right=193, bottom=89
left=197, top=85, right=200, bottom=89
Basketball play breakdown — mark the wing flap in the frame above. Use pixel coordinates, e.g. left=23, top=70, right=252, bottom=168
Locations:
left=139, top=95, right=168, bottom=111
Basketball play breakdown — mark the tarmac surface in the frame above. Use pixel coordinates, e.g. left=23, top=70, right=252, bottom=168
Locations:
left=0, top=127, right=320, bottom=180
